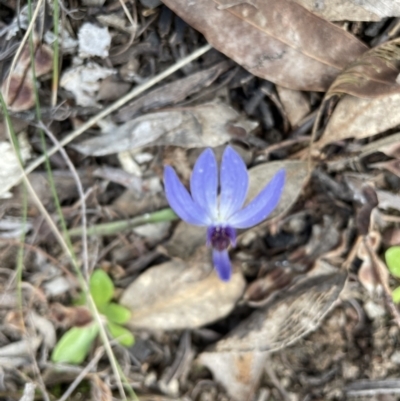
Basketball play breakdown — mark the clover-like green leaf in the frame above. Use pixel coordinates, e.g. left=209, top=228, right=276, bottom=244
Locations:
left=392, top=287, right=400, bottom=304
left=101, top=302, right=131, bottom=324
left=90, top=269, right=114, bottom=307
left=107, top=322, right=134, bottom=347
left=385, top=246, right=400, bottom=278
left=51, top=323, right=99, bottom=364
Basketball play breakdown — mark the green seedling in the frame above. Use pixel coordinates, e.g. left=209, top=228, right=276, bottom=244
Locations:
left=52, top=270, right=134, bottom=364
left=385, top=246, right=400, bottom=304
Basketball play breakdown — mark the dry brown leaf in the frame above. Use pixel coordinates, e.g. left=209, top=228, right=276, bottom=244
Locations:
left=162, top=222, right=207, bottom=260
left=115, top=61, right=233, bottom=122
left=120, top=259, right=245, bottom=330
left=198, top=351, right=268, bottom=401
left=317, top=93, right=400, bottom=148
left=360, top=132, right=400, bottom=159
left=210, top=270, right=347, bottom=353
left=328, top=38, right=400, bottom=98
left=90, top=375, right=112, bottom=401
left=73, top=101, right=257, bottom=156
left=355, top=0, right=400, bottom=18
left=296, top=0, right=395, bottom=21
left=1, top=42, right=53, bottom=112
left=160, top=0, right=367, bottom=91
left=276, top=86, right=311, bottom=126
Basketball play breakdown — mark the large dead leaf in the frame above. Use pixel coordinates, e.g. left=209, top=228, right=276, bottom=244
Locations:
left=120, top=259, right=245, bottom=330
left=73, top=101, right=257, bottom=156
left=296, top=0, right=400, bottom=21
left=115, top=61, right=233, bottom=122
left=317, top=93, right=400, bottom=148
left=210, top=271, right=347, bottom=352
left=328, top=38, right=400, bottom=98
left=160, top=0, right=367, bottom=91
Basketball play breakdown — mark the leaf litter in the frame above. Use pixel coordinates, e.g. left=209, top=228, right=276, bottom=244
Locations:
left=2, top=1, right=400, bottom=400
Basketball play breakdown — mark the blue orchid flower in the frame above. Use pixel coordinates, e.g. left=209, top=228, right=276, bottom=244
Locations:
left=164, top=146, right=285, bottom=282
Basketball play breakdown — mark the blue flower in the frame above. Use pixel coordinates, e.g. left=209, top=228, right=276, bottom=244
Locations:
left=164, top=146, right=285, bottom=282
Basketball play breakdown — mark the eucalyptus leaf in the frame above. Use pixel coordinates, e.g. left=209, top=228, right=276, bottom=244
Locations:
left=101, top=302, right=131, bottom=324
left=90, top=270, right=114, bottom=307
left=107, top=322, right=135, bottom=347
left=51, top=324, right=99, bottom=364
left=385, top=246, right=400, bottom=278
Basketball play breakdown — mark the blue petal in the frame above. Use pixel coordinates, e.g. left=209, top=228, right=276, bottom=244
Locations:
left=227, top=169, right=285, bottom=229
left=212, top=249, right=232, bottom=281
left=164, top=166, right=211, bottom=226
left=190, top=148, right=218, bottom=219
left=219, top=146, right=249, bottom=220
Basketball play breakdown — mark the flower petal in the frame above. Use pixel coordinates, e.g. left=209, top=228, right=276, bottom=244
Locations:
left=219, top=146, right=249, bottom=220
left=212, top=249, right=232, bottom=281
left=228, top=169, right=285, bottom=229
left=190, top=148, right=218, bottom=219
left=164, top=166, right=211, bottom=226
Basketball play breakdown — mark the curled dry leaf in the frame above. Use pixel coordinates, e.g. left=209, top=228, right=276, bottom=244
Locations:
left=317, top=39, right=400, bottom=148
left=73, top=101, right=257, bottom=156
left=1, top=42, right=53, bottom=112
left=115, top=60, right=233, bottom=122
left=329, top=38, right=400, bottom=98
left=296, top=0, right=398, bottom=21
left=358, top=233, right=389, bottom=294
left=120, top=259, right=245, bottom=330
left=160, top=0, right=367, bottom=91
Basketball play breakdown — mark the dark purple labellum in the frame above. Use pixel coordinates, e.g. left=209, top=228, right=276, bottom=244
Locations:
left=207, top=225, right=236, bottom=251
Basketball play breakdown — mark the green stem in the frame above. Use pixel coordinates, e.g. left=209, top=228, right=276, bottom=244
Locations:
left=68, top=208, right=177, bottom=237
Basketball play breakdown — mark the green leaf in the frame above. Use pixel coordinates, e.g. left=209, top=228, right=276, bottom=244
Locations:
left=385, top=246, right=400, bottom=278
left=90, top=270, right=114, bottom=307
left=393, top=287, right=400, bottom=304
left=101, top=303, right=131, bottom=324
left=51, top=324, right=99, bottom=364
left=107, top=322, right=134, bottom=347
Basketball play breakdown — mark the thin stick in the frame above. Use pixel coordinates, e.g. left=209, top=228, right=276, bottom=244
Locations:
left=0, top=43, right=213, bottom=197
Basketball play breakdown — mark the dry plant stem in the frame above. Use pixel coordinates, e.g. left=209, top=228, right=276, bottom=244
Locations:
left=38, top=123, right=129, bottom=400
left=57, top=347, right=105, bottom=401
left=0, top=43, right=213, bottom=197
left=26, top=314, right=50, bottom=401
left=3, top=0, right=45, bottom=99
left=38, top=122, right=89, bottom=280
left=363, top=237, right=400, bottom=328
left=3, top=104, right=127, bottom=397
